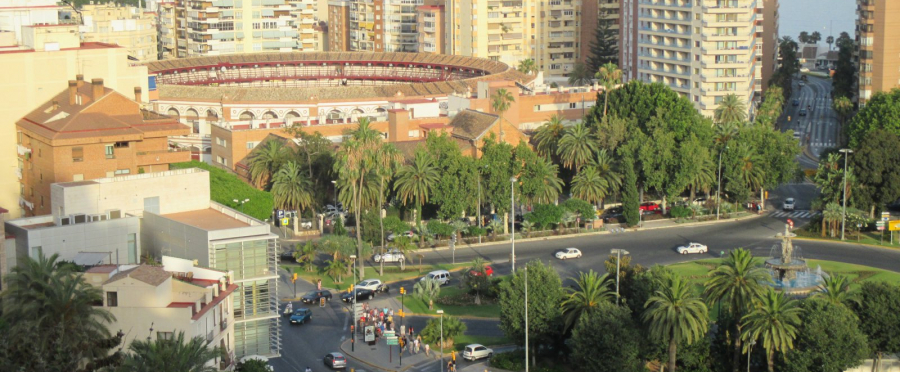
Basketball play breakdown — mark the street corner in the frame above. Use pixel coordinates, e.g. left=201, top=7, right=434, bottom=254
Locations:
left=339, top=337, right=443, bottom=372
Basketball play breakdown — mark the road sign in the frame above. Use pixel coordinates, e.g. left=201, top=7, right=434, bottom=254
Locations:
left=281, top=217, right=290, bottom=226
left=383, top=331, right=395, bottom=338
left=277, top=210, right=285, bottom=218
left=882, top=212, right=891, bottom=221
left=876, top=221, right=885, bottom=227
left=890, top=220, right=900, bottom=231
left=353, top=304, right=362, bottom=319
left=877, top=226, right=885, bottom=231
left=386, top=337, right=399, bottom=346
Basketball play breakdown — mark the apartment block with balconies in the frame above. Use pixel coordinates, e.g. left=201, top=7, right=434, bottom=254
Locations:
left=158, top=1, right=179, bottom=59
left=855, top=0, right=900, bottom=106
left=536, top=0, right=582, bottom=81
left=78, top=3, right=159, bottom=62
left=173, top=0, right=299, bottom=57
left=416, top=5, right=444, bottom=53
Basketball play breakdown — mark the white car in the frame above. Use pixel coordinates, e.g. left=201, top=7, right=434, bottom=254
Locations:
left=420, top=270, right=451, bottom=285
left=463, top=344, right=494, bottom=361
left=355, top=279, right=386, bottom=292
left=783, top=198, right=795, bottom=211
left=386, top=231, right=415, bottom=242
left=373, top=249, right=405, bottom=263
left=555, top=247, right=582, bottom=260
left=677, top=242, right=708, bottom=255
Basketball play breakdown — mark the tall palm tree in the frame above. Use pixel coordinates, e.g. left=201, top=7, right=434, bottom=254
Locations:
left=271, top=161, right=314, bottom=214
left=557, top=124, right=598, bottom=170
left=798, top=31, right=810, bottom=44
left=567, top=62, right=593, bottom=86
left=247, top=140, right=288, bottom=189
left=571, top=166, right=609, bottom=205
left=814, top=273, right=858, bottom=306
left=596, top=62, right=622, bottom=117
left=644, top=276, right=709, bottom=372
left=587, top=149, right=622, bottom=201
left=374, top=143, right=402, bottom=276
left=394, top=150, right=440, bottom=244
left=491, top=88, right=515, bottom=144
left=714, top=94, right=748, bottom=125
left=561, top=270, right=614, bottom=331
left=293, top=241, right=318, bottom=272
left=687, top=156, right=715, bottom=202
left=741, top=289, right=803, bottom=372
left=517, top=58, right=537, bottom=75
left=533, top=114, right=566, bottom=158
left=525, top=156, right=564, bottom=205
left=733, top=145, right=765, bottom=195
left=704, top=248, right=770, bottom=372
left=119, top=331, right=220, bottom=372
left=822, top=202, right=843, bottom=238
left=324, top=259, right=348, bottom=283
left=832, top=96, right=853, bottom=128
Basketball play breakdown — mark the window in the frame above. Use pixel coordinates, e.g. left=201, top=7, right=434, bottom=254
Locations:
left=246, top=141, right=259, bottom=149
left=17, top=131, right=22, bottom=144
left=107, top=292, right=118, bottom=307
left=157, top=332, right=173, bottom=340
left=72, top=147, right=84, bottom=162
left=114, top=169, right=130, bottom=175
left=569, top=102, right=577, bottom=109
left=114, top=141, right=129, bottom=148
left=73, top=174, right=84, bottom=181
left=105, top=144, right=115, bottom=159
left=29, top=246, right=42, bottom=260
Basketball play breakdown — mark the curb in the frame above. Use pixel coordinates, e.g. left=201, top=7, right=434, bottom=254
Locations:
left=792, top=236, right=900, bottom=252
left=405, top=313, right=500, bottom=321
left=339, top=339, right=421, bottom=372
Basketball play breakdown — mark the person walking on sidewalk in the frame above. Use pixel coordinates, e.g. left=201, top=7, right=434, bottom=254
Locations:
left=424, top=343, right=430, bottom=356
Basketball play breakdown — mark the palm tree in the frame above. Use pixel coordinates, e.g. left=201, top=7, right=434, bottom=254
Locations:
left=596, top=62, right=622, bottom=117
left=521, top=220, right=535, bottom=237
left=809, top=31, right=821, bottom=44
left=825, top=35, right=834, bottom=50
left=733, top=145, right=765, bottom=195
left=588, top=149, right=622, bottom=202
left=526, top=156, right=564, bottom=205
left=798, top=31, right=810, bottom=44
left=561, top=270, right=615, bottom=331
left=517, top=58, right=537, bottom=75
left=374, top=143, right=402, bottom=276
left=487, top=219, right=504, bottom=238
left=271, top=161, right=314, bottom=214
left=557, top=123, right=598, bottom=170
left=704, top=248, right=770, bottom=372
left=643, top=276, right=709, bottom=372
left=832, top=96, right=853, bottom=128
left=741, top=289, right=803, bottom=372
left=247, top=140, right=288, bottom=189
left=324, top=259, right=347, bottom=283
left=567, top=62, right=593, bottom=86
left=571, top=166, right=609, bottom=205
left=394, top=150, right=440, bottom=244
left=714, top=94, right=748, bottom=125
left=393, top=235, right=416, bottom=270
left=491, top=88, right=515, bottom=144
left=814, top=273, right=858, bottom=306
left=293, top=241, right=318, bottom=272
left=822, top=202, right=843, bottom=238
left=119, top=331, right=220, bottom=372
left=533, top=114, right=566, bottom=158
left=687, top=156, right=715, bottom=202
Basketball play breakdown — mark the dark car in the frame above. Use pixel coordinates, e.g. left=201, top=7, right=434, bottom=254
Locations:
left=792, top=99, right=800, bottom=106
left=290, top=308, right=312, bottom=324
left=601, top=206, right=624, bottom=222
left=799, top=108, right=807, bottom=116
left=342, top=288, right=376, bottom=302
left=301, top=290, right=332, bottom=304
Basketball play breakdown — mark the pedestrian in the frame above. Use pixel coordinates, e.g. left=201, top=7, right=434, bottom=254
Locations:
left=387, top=314, right=393, bottom=325
left=424, top=343, right=430, bottom=356
left=389, top=308, right=394, bottom=317
left=414, top=338, right=420, bottom=354
left=408, top=326, right=413, bottom=336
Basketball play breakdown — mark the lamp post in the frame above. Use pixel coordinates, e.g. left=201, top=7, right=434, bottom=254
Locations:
left=716, top=146, right=728, bottom=220
left=331, top=180, right=337, bottom=207
left=350, top=254, right=357, bottom=347
left=524, top=266, right=529, bottom=372
left=476, top=169, right=482, bottom=243
left=610, top=249, right=629, bottom=305
left=437, top=309, right=444, bottom=372
left=233, top=198, right=249, bottom=213
left=510, top=176, right=518, bottom=273
left=839, top=149, right=853, bottom=240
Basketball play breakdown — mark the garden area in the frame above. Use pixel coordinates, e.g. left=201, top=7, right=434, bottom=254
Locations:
left=171, top=161, right=274, bottom=221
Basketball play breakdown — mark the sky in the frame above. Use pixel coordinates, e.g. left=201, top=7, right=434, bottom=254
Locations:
left=777, top=0, right=857, bottom=43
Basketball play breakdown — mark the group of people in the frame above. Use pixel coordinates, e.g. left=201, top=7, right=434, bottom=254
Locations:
left=357, top=303, right=431, bottom=357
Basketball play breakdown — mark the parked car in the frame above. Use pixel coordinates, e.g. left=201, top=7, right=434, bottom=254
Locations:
left=676, top=242, right=708, bottom=255
left=799, top=81, right=806, bottom=87
left=799, top=108, right=807, bottom=116
left=792, top=99, right=800, bottom=106
left=299, top=219, right=313, bottom=229
left=420, top=270, right=451, bottom=286
left=468, top=265, right=494, bottom=277
left=341, top=288, right=376, bottom=302
left=386, top=231, right=415, bottom=242
left=355, top=279, right=389, bottom=293
left=601, top=206, right=624, bottom=222
left=639, top=202, right=660, bottom=212
left=783, top=198, right=795, bottom=211
left=463, top=344, right=494, bottom=361
left=373, top=249, right=405, bottom=263
left=324, top=352, right=347, bottom=369
left=290, top=308, right=312, bottom=324
left=300, top=290, right=332, bottom=304
left=555, top=247, right=583, bottom=260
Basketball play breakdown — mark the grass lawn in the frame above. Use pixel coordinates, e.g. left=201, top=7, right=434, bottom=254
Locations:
left=444, top=335, right=511, bottom=353
left=795, top=228, right=900, bottom=250
left=291, top=262, right=471, bottom=291
left=402, top=286, right=502, bottom=319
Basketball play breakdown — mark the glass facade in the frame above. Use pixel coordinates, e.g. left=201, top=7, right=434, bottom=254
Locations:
left=233, top=318, right=277, bottom=357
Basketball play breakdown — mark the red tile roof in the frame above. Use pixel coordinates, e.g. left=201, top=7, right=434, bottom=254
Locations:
left=167, top=302, right=194, bottom=308
left=193, top=284, right=238, bottom=321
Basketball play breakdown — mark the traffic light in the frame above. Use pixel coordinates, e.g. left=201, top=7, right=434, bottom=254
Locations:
left=399, top=287, right=406, bottom=295
left=348, top=284, right=354, bottom=293
left=291, top=273, right=298, bottom=283
left=788, top=115, right=791, bottom=122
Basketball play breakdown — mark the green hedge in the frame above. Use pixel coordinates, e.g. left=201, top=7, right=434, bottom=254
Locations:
left=171, top=161, right=274, bottom=221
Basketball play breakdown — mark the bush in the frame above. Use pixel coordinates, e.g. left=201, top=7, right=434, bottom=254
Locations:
left=427, top=220, right=455, bottom=239
left=490, top=350, right=526, bottom=371
left=420, top=315, right=467, bottom=349
left=171, top=161, right=274, bottom=221
left=561, top=198, right=595, bottom=221
left=669, top=205, right=692, bottom=218
left=524, top=204, right=564, bottom=230
left=467, top=226, right=486, bottom=237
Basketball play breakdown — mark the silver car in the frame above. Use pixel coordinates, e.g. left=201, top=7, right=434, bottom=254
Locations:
left=324, top=352, right=347, bottom=369
left=463, top=344, right=493, bottom=361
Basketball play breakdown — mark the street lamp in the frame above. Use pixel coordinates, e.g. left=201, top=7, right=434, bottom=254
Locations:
left=331, top=180, right=337, bottom=207
left=839, top=149, right=853, bottom=240
left=350, top=254, right=357, bottom=340
left=524, top=266, right=529, bottom=372
left=510, top=176, right=518, bottom=273
left=610, top=249, right=629, bottom=305
left=437, top=309, right=444, bottom=372
left=233, top=198, right=249, bottom=213
left=716, top=146, right=728, bottom=220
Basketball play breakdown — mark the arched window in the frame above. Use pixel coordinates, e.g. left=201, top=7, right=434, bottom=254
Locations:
left=285, top=111, right=300, bottom=119
left=239, top=111, right=255, bottom=120
left=206, top=109, right=218, bottom=120
left=166, top=108, right=180, bottom=118
left=262, top=111, right=278, bottom=120
left=185, top=108, right=199, bottom=119
left=327, top=110, right=343, bottom=120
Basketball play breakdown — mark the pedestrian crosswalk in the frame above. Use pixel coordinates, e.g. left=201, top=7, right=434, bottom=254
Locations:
left=770, top=210, right=820, bottom=219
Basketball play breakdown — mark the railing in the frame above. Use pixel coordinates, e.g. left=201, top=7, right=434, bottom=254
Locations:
left=207, top=330, right=215, bottom=343
left=221, top=318, right=228, bottom=331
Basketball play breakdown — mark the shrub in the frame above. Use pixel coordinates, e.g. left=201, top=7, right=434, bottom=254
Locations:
left=171, top=161, right=274, bottom=221
left=669, top=205, right=692, bottom=218
left=560, top=198, right=595, bottom=221
left=427, top=220, right=455, bottom=239
left=490, top=350, right=525, bottom=371
left=524, top=204, right=564, bottom=230
left=420, top=315, right=467, bottom=349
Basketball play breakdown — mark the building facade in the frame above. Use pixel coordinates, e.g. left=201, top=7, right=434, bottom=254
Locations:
left=856, top=0, right=900, bottom=106
left=416, top=4, right=444, bottom=54
left=78, top=3, right=159, bottom=62
left=327, top=0, right=420, bottom=52
left=326, top=0, right=350, bottom=51
left=759, top=0, right=778, bottom=91
left=0, top=0, right=61, bottom=43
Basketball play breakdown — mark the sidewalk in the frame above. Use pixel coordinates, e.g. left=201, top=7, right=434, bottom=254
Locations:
left=339, top=335, right=516, bottom=372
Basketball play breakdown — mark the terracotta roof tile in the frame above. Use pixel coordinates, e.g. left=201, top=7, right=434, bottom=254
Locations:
left=105, top=265, right=171, bottom=286
left=448, top=110, right=499, bottom=140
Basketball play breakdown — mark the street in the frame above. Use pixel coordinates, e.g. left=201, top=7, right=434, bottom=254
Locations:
left=782, top=75, right=840, bottom=168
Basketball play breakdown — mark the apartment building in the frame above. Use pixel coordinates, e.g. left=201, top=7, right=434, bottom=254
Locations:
left=0, top=0, right=61, bottom=43
left=855, top=0, right=900, bottom=106
left=417, top=4, right=444, bottom=54
left=15, top=78, right=190, bottom=216
left=78, top=3, right=159, bottom=62
left=759, top=0, right=778, bottom=91
left=326, top=0, right=350, bottom=51
left=580, top=0, right=621, bottom=70
left=289, top=0, right=325, bottom=51
left=85, top=256, right=238, bottom=370
left=328, top=0, right=420, bottom=52
left=634, top=0, right=761, bottom=119
left=157, top=1, right=178, bottom=58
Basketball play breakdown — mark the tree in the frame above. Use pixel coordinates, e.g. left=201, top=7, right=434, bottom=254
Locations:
left=798, top=31, right=809, bottom=44
left=571, top=302, right=642, bottom=372
left=832, top=96, right=854, bottom=128
left=118, top=331, right=219, bottom=372
left=810, top=31, right=822, bottom=45
left=517, top=58, right=537, bottom=75
left=850, top=129, right=900, bottom=217
left=524, top=204, right=564, bottom=230
left=596, top=63, right=622, bottom=117
left=621, top=153, right=640, bottom=226
left=557, top=123, right=597, bottom=170
left=715, top=94, right=748, bottom=125
left=420, top=316, right=467, bottom=349
left=567, top=62, right=594, bottom=86
left=852, top=282, right=900, bottom=369
left=0, top=253, right=123, bottom=372
left=498, top=260, right=565, bottom=365
left=371, top=142, right=402, bottom=275
left=832, top=40, right=856, bottom=99
left=394, top=149, right=440, bottom=244
left=414, top=278, right=442, bottom=309
left=813, top=273, right=858, bottom=306
left=425, top=133, right=478, bottom=220
left=491, top=88, right=515, bottom=144
left=271, top=161, right=314, bottom=213
left=292, top=241, right=318, bottom=272
left=324, top=259, right=347, bottom=283
left=822, top=202, right=843, bottom=237
left=560, top=270, right=615, bottom=332
left=517, top=145, right=563, bottom=205
left=741, top=289, right=803, bottom=372
left=724, top=143, right=765, bottom=203
left=825, top=35, right=834, bottom=50
left=846, top=89, right=900, bottom=147
left=283, top=129, right=337, bottom=207
left=533, top=114, right=566, bottom=159
left=756, top=86, right=785, bottom=127
left=480, top=137, right=518, bottom=215
left=235, top=359, right=270, bottom=372
left=704, top=248, right=770, bottom=372
left=560, top=198, right=595, bottom=222
left=643, top=275, right=709, bottom=372
left=587, top=9, right=619, bottom=72
left=247, top=139, right=289, bottom=189
left=781, top=299, right=870, bottom=372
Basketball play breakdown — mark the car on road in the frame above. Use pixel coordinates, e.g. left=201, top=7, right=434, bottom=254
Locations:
left=555, top=247, right=583, bottom=260
left=373, top=249, right=405, bottom=263
left=420, top=270, right=451, bottom=285
left=300, top=290, right=332, bottom=304
left=324, top=352, right=347, bottom=369
left=355, top=279, right=389, bottom=293
left=792, top=99, right=800, bottom=106
left=386, top=231, right=415, bottom=242
left=639, top=202, right=660, bottom=212
left=463, top=344, right=494, bottom=361
left=290, top=308, right=312, bottom=324
left=468, top=265, right=494, bottom=277
left=600, top=206, right=623, bottom=222
left=677, top=242, right=708, bottom=254
left=342, top=288, right=376, bottom=302
left=799, top=81, right=806, bottom=87
left=799, top=109, right=807, bottom=116
left=783, top=198, right=795, bottom=211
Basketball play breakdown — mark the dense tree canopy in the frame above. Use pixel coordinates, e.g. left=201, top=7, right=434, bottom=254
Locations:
left=849, top=129, right=900, bottom=216
left=571, top=302, right=642, bottom=372
left=781, top=299, right=870, bottom=372
left=846, top=89, right=900, bottom=147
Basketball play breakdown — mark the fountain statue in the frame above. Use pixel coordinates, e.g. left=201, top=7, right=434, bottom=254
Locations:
left=765, top=224, right=823, bottom=296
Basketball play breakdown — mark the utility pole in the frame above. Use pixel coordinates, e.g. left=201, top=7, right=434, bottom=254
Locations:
left=839, top=149, right=852, bottom=240
left=524, top=266, right=529, bottom=372
left=611, top=249, right=629, bottom=305
left=510, top=176, right=518, bottom=272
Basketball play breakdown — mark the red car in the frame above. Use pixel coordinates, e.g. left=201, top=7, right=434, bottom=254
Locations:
left=639, top=202, right=659, bottom=211
left=468, top=265, right=494, bottom=277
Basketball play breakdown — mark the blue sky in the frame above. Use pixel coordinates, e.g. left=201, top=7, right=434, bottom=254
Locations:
left=778, top=0, right=857, bottom=43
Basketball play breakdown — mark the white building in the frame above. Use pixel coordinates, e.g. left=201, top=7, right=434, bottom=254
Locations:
left=0, top=0, right=61, bottom=44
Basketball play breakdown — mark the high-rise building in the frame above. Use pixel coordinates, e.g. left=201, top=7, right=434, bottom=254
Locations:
left=328, top=0, right=420, bottom=52
left=78, top=3, right=159, bottom=62
left=633, top=0, right=762, bottom=119
left=417, top=4, right=444, bottom=54
left=855, top=0, right=900, bottom=106
left=759, top=0, right=778, bottom=92
left=580, top=0, right=621, bottom=72
left=157, top=1, right=179, bottom=59
left=326, top=0, right=350, bottom=51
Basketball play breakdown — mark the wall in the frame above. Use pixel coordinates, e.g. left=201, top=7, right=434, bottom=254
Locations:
left=140, top=212, right=211, bottom=267
left=6, top=216, right=141, bottom=265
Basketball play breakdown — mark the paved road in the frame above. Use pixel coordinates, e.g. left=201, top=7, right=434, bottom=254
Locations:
left=782, top=75, right=839, bottom=167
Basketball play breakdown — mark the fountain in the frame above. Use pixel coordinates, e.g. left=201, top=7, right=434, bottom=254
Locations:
left=765, top=224, right=823, bottom=296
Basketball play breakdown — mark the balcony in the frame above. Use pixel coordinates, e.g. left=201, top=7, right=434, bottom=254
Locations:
left=638, top=39, right=691, bottom=51
left=220, top=318, right=228, bottom=331
left=16, top=144, right=31, bottom=156
left=638, top=0, right=693, bottom=10
left=701, top=74, right=749, bottom=83
left=638, top=52, right=690, bottom=63
left=640, top=26, right=690, bottom=37
left=136, top=148, right=191, bottom=166
left=15, top=168, right=22, bottom=180
left=640, top=66, right=690, bottom=77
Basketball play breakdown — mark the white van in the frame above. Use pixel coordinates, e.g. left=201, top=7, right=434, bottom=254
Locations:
left=420, top=270, right=451, bottom=286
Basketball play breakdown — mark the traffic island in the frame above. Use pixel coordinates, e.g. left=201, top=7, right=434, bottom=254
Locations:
left=339, top=337, right=441, bottom=372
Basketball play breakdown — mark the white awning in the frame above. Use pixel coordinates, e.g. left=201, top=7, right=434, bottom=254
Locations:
left=74, top=252, right=109, bottom=266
